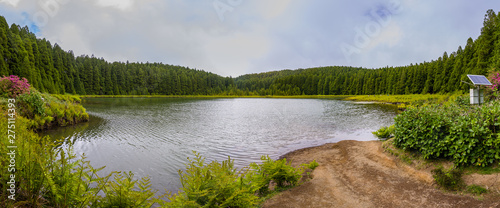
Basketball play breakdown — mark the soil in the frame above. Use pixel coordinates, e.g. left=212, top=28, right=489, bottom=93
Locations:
left=262, top=140, right=500, bottom=208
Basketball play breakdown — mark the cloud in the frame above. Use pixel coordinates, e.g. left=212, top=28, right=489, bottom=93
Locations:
left=0, top=0, right=19, bottom=7
left=0, top=0, right=498, bottom=76
left=203, top=29, right=271, bottom=76
left=96, top=0, right=135, bottom=10
left=255, top=0, right=292, bottom=19
left=55, top=22, right=92, bottom=55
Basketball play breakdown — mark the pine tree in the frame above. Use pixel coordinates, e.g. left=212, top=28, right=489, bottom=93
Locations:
left=0, top=16, right=9, bottom=76
left=475, top=9, right=497, bottom=75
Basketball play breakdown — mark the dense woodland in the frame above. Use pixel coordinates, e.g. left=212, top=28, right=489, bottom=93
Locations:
left=0, top=15, right=234, bottom=95
left=236, top=10, right=500, bottom=96
left=1, top=10, right=499, bottom=96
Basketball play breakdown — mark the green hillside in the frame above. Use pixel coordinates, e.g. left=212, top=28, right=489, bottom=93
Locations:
left=0, top=10, right=499, bottom=96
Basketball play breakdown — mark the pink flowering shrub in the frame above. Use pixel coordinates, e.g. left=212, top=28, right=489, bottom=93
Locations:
left=485, top=71, right=500, bottom=100
left=489, top=72, right=500, bottom=91
left=0, top=75, right=31, bottom=98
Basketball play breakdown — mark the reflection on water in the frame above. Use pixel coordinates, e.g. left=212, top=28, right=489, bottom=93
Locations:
left=40, top=98, right=398, bottom=194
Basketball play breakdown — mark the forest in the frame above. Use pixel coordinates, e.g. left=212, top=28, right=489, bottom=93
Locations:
left=0, top=10, right=499, bottom=96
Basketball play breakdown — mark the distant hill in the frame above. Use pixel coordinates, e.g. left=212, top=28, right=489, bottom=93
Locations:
left=234, top=10, right=500, bottom=96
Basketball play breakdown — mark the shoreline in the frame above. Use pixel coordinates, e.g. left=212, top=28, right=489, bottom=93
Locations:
left=263, top=140, right=500, bottom=208
left=79, top=94, right=349, bottom=99
left=278, top=142, right=333, bottom=161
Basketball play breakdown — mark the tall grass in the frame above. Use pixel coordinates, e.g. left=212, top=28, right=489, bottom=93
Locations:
left=345, top=93, right=465, bottom=105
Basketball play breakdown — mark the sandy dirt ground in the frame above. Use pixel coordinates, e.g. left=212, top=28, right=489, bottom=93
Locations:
left=262, top=140, right=500, bottom=208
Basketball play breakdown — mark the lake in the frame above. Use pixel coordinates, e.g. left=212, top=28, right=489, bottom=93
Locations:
left=41, top=98, right=398, bottom=193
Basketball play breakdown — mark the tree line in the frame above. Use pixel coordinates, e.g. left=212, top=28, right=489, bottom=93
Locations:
left=0, top=16, right=234, bottom=95
left=235, top=10, right=500, bottom=96
left=1, top=10, right=499, bottom=96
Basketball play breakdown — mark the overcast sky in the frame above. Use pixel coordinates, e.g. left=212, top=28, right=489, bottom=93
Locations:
left=0, top=0, right=497, bottom=77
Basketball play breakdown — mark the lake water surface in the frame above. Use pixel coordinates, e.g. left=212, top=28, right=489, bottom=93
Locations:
left=41, top=98, right=398, bottom=193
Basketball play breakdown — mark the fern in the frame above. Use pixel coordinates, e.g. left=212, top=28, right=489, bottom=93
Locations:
left=96, top=171, right=158, bottom=208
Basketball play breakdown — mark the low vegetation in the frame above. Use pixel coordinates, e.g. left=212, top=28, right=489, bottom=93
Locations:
left=0, top=75, right=89, bottom=131
left=377, top=80, right=499, bottom=195
left=346, top=93, right=469, bottom=108
left=466, top=184, right=489, bottom=195
left=431, top=166, right=466, bottom=191
left=163, top=153, right=317, bottom=207
left=393, top=100, right=500, bottom=167
left=372, top=125, right=395, bottom=140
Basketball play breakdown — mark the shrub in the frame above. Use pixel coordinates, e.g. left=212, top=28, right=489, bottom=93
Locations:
left=304, top=160, right=319, bottom=170
left=431, top=166, right=465, bottom=191
left=394, top=101, right=500, bottom=166
left=486, top=71, right=500, bottom=100
left=250, top=156, right=303, bottom=195
left=96, top=172, right=158, bottom=208
left=372, top=125, right=395, bottom=140
left=17, top=89, right=46, bottom=118
left=164, top=153, right=311, bottom=207
left=13, top=89, right=89, bottom=130
left=164, top=152, right=260, bottom=207
left=0, top=75, right=30, bottom=98
left=394, top=105, right=453, bottom=159
left=455, top=95, right=470, bottom=107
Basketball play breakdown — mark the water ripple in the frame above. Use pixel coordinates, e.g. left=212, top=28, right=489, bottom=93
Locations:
left=42, top=98, right=398, bottom=194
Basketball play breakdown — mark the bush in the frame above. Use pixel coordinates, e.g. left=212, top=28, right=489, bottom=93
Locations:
left=453, top=94, right=469, bottom=106
left=431, top=166, right=465, bottom=191
left=12, top=90, right=89, bottom=130
left=303, top=160, right=319, bottom=170
left=96, top=172, right=158, bottom=208
left=486, top=71, right=500, bottom=100
left=17, top=89, right=46, bottom=118
left=164, top=153, right=311, bottom=207
left=250, top=156, right=303, bottom=195
left=372, top=125, right=395, bottom=140
left=0, top=75, right=30, bottom=98
left=394, top=101, right=500, bottom=166
left=164, top=152, right=260, bottom=207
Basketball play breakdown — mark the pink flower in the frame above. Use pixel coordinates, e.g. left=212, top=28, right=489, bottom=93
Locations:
left=489, top=72, right=500, bottom=91
left=0, top=75, right=31, bottom=98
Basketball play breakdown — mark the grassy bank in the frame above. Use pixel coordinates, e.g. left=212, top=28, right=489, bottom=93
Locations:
left=80, top=93, right=466, bottom=112
left=79, top=94, right=349, bottom=99
left=344, top=93, right=466, bottom=105
left=0, top=92, right=89, bottom=131
left=80, top=93, right=462, bottom=104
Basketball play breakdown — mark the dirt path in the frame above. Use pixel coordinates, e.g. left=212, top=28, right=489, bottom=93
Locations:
left=262, top=140, right=500, bottom=208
